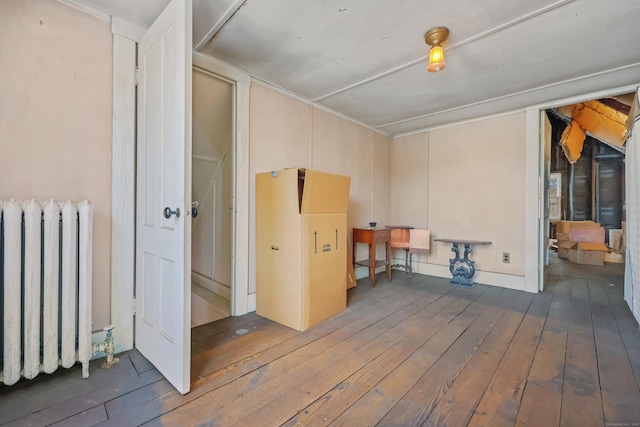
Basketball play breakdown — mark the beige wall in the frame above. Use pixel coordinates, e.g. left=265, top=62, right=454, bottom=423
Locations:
left=392, top=113, right=527, bottom=282
left=0, top=0, right=113, bottom=329
left=249, top=83, right=393, bottom=290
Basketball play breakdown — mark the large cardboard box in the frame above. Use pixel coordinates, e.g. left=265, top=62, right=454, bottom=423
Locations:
left=568, top=242, right=608, bottom=266
left=256, top=169, right=351, bottom=331
left=556, top=220, right=600, bottom=233
left=569, top=226, right=605, bottom=244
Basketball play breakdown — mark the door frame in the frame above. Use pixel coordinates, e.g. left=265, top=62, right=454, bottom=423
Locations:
left=524, top=83, right=639, bottom=293
left=192, top=52, right=251, bottom=316
left=109, top=20, right=251, bottom=353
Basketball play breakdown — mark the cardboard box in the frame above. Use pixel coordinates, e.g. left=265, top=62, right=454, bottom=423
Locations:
left=556, top=232, right=570, bottom=241
left=556, top=220, right=600, bottom=233
left=604, top=251, right=624, bottom=264
left=569, top=226, right=605, bottom=244
left=557, top=240, right=575, bottom=259
left=256, top=168, right=351, bottom=331
left=568, top=242, right=608, bottom=266
left=608, top=229, right=623, bottom=252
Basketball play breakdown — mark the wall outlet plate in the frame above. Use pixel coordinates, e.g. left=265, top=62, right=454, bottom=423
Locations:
left=502, top=252, right=510, bottom=263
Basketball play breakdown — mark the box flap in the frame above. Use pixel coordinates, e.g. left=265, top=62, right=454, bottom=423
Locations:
left=577, top=242, right=608, bottom=252
left=301, top=170, right=351, bottom=214
left=558, top=240, right=577, bottom=249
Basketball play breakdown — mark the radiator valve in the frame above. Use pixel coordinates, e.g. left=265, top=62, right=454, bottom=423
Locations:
left=101, top=325, right=119, bottom=369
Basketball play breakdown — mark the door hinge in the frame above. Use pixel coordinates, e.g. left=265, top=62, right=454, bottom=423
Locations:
left=134, top=66, right=139, bottom=87
left=132, top=297, right=137, bottom=315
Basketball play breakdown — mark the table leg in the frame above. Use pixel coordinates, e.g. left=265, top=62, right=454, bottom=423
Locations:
left=447, top=243, right=476, bottom=287
left=352, top=240, right=356, bottom=271
left=386, top=241, right=391, bottom=281
left=369, top=242, right=376, bottom=287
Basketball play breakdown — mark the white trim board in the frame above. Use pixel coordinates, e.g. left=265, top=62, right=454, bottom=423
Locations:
left=110, top=33, right=136, bottom=353
left=247, top=293, right=256, bottom=313
left=385, top=259, right=526, bottom=291
left=192, top=271, right=231, bottom=300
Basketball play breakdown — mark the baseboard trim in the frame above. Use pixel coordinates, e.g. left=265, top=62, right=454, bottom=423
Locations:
left=247, top=293, right=256, bottom=313
left=192, top=271, right=231, bottom=300
left=385, top=258, right=527, bottom=292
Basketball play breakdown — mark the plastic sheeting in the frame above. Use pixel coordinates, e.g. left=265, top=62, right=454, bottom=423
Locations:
left=624, top=88, right=640, bottom=324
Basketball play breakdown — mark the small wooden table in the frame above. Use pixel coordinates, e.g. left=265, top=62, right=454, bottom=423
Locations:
left=353, top=228, right=391, bottom=287
left=434, top=238, right=491, bottom=287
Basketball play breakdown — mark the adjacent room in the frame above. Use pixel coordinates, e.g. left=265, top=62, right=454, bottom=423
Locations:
left=1, top=0, right=639, bottom=426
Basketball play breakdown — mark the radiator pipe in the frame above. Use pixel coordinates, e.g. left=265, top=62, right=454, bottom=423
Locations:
left=99, top=325, right=119, bottom=369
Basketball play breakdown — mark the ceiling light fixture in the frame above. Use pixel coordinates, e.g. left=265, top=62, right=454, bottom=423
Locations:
left=425, top=27, right=449, bottom=73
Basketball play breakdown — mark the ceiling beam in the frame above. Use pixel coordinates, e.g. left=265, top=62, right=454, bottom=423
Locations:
left=194, top=0, right=247, bottom=52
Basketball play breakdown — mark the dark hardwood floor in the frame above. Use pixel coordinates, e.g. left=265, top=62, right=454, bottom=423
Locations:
left=1, top=255, right=639, bottom=426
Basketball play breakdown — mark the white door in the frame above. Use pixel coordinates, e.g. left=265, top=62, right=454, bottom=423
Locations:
left=135, top=0, right=192, bottom=394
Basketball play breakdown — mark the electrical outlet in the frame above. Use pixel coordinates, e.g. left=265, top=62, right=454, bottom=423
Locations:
left=503, top=252, right=510, bottom=263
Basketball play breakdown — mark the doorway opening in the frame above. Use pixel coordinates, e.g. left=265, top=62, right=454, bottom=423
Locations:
left=541, top=94, right=631, bottom=288
left=190, top=67, right=234, bottom=327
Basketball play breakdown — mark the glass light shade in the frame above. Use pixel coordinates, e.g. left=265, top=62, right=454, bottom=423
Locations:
left=427, top=45, right=446, bottom=72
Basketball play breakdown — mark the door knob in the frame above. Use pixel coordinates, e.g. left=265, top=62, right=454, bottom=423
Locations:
left=163, top=207, right=181, bottom=219
left=191, top=201, right=199, bottom=219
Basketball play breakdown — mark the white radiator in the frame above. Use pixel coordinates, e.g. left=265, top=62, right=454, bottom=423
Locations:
left=0, top=199, right=93, bottom=386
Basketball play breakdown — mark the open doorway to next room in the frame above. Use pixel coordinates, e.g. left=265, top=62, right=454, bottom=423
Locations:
left=542, top=93, right=632, bottom=287
left=190, top=67, right=234, bottom=327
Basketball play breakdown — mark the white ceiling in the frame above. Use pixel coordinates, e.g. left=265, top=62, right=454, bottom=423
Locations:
left=73, top=0, right=640, bottom=135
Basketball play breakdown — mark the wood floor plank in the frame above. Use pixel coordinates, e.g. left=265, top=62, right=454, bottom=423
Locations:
left=514, top=382, right=562, bottom=427
left=330, top=287, right=513, bottom=426
left=606, top=286, right=640, bottom=389
left=190, top=278, right=422, bottom=375
left=127, top=349, right=156, bottom=374
left=282, top=286, right=493, bottom=426
left=467, top=292, right=552, bottom=427
left=376, top=289, right=522, bottom=427
left=191, top=316, right=273, bottom=355
left=191, top=320, right=300, bottom=379
left=588, top=281, right=640, bottom=425
left=246, top=285, right=490, bottom=427
left=104, top=377, right=175, bottom=419
left=515, top=276, right=573, bottom=427
left=149, top=283, right=464, bottom=426
left=106, top=290, right=408, bottom=425
left=421, top=291, right=535, bottom=427
left=47, top=404, right=107, bottom=427
left=0, top=355, right=138, bottom=424
left=6, top=367, right=162, bottom=427
left=560, top=282, right=604, bottom=427
left=101, top=280, right=445, bottom=426
left=4, top=264, right=637, bottom=427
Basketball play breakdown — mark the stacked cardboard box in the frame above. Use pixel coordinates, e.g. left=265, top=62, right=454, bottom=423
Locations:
left=556, top=220, right=602, bottom=259
left=555, top=220, right=611, bottom=266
